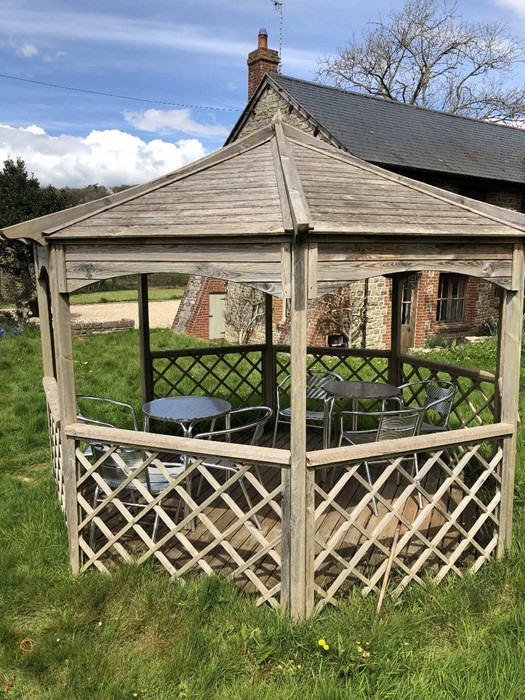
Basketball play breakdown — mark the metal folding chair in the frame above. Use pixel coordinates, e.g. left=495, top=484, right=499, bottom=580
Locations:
left=194, top=406, right=273, bottom=528
left=338, top=405, right=426, bottom=515
left=272, top=369, right=342, bottom=447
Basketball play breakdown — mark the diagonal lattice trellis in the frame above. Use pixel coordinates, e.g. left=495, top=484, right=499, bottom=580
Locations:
left=75, top=440, right=284, bottom=608
left=44, top=378, right=65, bottom=514
left=47, top=403, right=65, bottom=513
left=151, top=346, right=265, bottom=407
left=311, top=436, right=502, bottom=610
left=401, top=358, right=496, bottom=427
left=274, top=347, right=390, bottom=403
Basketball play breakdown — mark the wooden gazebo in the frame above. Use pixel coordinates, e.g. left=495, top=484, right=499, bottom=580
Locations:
left=3, top=118, right=525, bottom=618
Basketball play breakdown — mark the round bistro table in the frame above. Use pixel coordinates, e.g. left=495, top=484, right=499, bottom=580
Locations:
left=142, top=396, right=232, bottom=436
left=323, top=380, right=402, bottom=447
left=141, top=396, right=232, bottom=531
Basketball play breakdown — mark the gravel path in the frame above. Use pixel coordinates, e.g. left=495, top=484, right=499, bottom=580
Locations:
left=70, top=299, right=181, bottom=329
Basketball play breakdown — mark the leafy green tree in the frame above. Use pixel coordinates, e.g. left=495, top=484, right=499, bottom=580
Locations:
left=0, top=159, right=72, bottom=314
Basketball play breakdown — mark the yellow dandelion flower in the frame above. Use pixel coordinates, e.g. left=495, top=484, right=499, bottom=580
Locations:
left=318, top=639, right=326, bottom=646
left=323, top=644, right=329, bottom=651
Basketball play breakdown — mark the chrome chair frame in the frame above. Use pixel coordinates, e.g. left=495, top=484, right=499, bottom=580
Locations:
left=397, top=380, right=457, bottom=433
left=76, top=395, right=185, bottom=544
left=272, top=369, right=343, bottom=447
left=194, top=406, right=273, bottom=529
left=338, top=405, right=426, bottom=516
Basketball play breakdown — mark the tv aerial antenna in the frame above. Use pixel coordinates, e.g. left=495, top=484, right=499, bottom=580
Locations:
left=272, top=0, right=284, bottom=70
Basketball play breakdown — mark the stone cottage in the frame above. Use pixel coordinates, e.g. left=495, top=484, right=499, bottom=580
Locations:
left=174, top=30, right=524, bottom=349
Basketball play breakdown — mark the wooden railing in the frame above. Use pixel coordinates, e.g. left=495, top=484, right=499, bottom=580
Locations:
left=307, top=423, right=511, bottom=610
left=151, top=345, right=495, bottom=428
left=66, top=422, right=289, bottom=608
left=151, top=345, right=266, bottom=407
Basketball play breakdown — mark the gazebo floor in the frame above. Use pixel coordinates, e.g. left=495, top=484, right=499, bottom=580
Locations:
left=88, top=426, right=480, bottom=598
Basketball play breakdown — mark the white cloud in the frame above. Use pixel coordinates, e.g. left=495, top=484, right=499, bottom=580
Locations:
left=0, top=124, right=206, bottom=187
left=124, top=108, right=229, bottom=137
left=17, top=42, right=38, bottom=58
left=492, top=0, right=525, bottom=14
left=1, top=9, right=251, bottom=61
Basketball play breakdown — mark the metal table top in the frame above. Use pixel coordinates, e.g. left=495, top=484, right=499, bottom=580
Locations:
left=142, top=396, right=231, bottom=426
left=325, top=380, right=401, bottom=400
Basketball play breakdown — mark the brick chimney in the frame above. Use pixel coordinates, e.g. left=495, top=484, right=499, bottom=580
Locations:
left=247, top=29, right=280, bottom=100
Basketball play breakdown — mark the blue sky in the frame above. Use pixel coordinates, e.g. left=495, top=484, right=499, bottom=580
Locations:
left=1, top=0, right=525, bottom=186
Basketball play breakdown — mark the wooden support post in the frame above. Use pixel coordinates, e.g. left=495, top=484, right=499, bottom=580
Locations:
left=497, top=241, right=524, bottom=557
left=388, top=275, right=403, bottom=387
left=138, top=274, right=154, bottom=404
left=282, top=236, right=313, bottom=619
left=34, top=246, right=55, bottom=377
left=49, top=245, right=80, bottom=574
left=262, top=293, right=276, bottom=412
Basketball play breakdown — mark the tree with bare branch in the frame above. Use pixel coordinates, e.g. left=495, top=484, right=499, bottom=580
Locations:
left=224, top=283, right=265, bottom=345
left=317, top=286, right=365, bottom=348
left=315, top=0, right=525, bottom=122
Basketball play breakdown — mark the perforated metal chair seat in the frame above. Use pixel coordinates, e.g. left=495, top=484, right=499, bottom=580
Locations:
left=278, top=407, right=326, bottom=423
left=338, top=429, right=377, bottom=445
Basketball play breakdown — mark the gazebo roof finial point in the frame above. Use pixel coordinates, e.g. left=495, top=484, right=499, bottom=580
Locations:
left=272, top=109, right=284, bottom=125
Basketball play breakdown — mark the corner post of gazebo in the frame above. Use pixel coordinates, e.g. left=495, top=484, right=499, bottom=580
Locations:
left=262, top=293, right=276, bottom=413
left=388, top=274, right=403, bottom=387
left=282, top=234, right=313, bottom=619
left=48, top=243, right=80, bottom=573
left=497, top=240, right=525, bottom=556
left=138, top=274, right=154, bottom=404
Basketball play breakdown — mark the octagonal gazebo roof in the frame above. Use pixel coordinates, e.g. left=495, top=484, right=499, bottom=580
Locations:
left=4, top=118, right=525, bottom=248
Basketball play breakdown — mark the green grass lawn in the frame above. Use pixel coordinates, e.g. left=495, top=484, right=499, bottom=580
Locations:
left=2, top=328, right=525, bottom=698
left=69, top=287, right=185, bottom=305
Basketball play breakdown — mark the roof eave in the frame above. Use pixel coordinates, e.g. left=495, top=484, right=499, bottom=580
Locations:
left=2, top=124, right=277, bottom=242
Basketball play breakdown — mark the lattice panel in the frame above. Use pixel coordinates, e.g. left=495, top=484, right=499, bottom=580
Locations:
left=152, top=348, right=264, bottom=408
left=75, top=441, right=284, bottom=608
left=312, top=437, right=502, bottom=610
left=46, top=401, right=65, bottom=513
left=401, top=361, right=496, bottom=427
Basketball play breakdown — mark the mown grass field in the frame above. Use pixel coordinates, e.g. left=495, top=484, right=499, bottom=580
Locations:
left=70, top=288, right=185, bottom=305
left=2, top=326, right=525, bottom=699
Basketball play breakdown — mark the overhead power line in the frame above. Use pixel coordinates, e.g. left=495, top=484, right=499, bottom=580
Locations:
left=0, top=72, right=242, bottom=112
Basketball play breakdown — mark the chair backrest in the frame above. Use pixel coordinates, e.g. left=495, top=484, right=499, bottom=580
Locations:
left=376, top=406, right=424, bottom=442
left=194, top=406, right=273, bottom=445
left=398, top=380, right=457, bottom=427
left=76, top=395, right=138, bottom=431
left=90, top=442, right=149, bottom=487
left=306, top=369, right=342, bottom=401
left=276, top=369, right=342, bottom=409
left=422, top=383, right=456, bottom=425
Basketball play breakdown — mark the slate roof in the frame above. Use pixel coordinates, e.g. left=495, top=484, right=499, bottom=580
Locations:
left=230, top=73, right=525, bottom=186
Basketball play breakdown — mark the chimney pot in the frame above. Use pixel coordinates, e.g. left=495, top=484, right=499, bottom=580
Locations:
left=258, top=28, right=268, bottom=49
